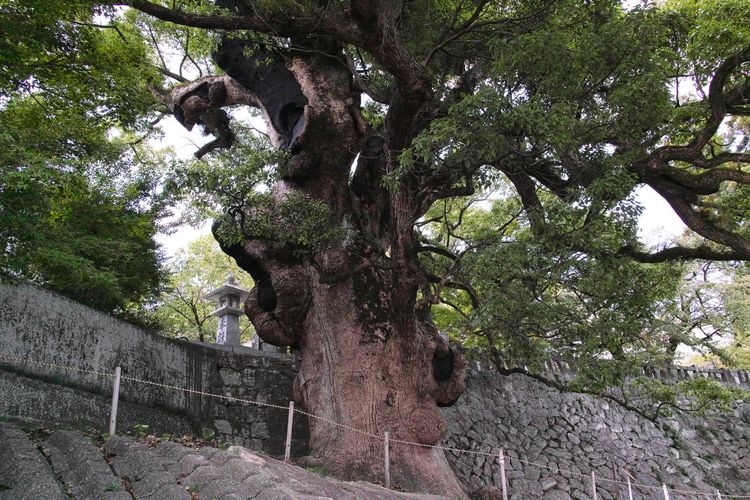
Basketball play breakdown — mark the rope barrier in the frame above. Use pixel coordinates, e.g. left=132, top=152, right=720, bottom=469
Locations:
left=0, top=354, right=112, bottom=379
left=1, top=352, right=749, bottom=498
left=389, top=436, right=498, bottom=457
left=292, top=407, right=382, bottom=440
left=119, top=374, right=291, bottom=411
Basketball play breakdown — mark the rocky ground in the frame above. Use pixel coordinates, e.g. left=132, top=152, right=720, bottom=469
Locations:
left=0, top=422, right=447, bottom=500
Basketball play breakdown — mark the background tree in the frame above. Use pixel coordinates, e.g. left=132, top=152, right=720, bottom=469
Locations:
left=0, top=1, right=168, bottom=317
left=6, top=0, right=750, bottom=494
left=679, top=261, right=750, bottom=369
left=154, top=235, right=254, bottom=342
left=724, top=265, right=750, bottom=368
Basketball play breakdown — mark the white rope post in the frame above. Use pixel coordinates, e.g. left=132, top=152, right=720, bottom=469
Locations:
left=498, top=448, right=508, bottom=500
left=108, top=366, right=121, bottom=436
left=591, top=471, right=597, bottom=500
left=662, top=484, right=671, bottom=500
left=626, top=475, right=633, bottom=500
left=384, top=432, right=390, bottom=489
left=284, top=401, right=294, bottom=463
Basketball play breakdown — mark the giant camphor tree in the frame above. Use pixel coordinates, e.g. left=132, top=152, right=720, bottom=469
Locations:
left=8, top=0, right=750, bottom=494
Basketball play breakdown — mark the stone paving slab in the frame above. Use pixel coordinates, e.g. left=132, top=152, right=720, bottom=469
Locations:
left=0, top=423, right=449, bottom=499
left=0, top=422, right=67, bottom=500
left=174, top=444, right=448, bottom=500
left=105, top=436, right=190, bottom=500
left=44, top=430, right=131, bottom=499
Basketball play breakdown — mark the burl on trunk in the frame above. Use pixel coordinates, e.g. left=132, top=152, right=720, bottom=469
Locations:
left=173, top=37, right=467, bottom=495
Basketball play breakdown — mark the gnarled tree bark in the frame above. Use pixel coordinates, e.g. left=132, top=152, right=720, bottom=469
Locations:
left=171, top=33, right=467, bottom=495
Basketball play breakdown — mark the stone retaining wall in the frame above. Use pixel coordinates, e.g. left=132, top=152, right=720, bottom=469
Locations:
left=0, top=282, right=308, bottom=457
left=474, top=357, right=750, bottom=389
left=443, top=370, right=750, bottom=498
left=1, top=282, right=749, bottom=497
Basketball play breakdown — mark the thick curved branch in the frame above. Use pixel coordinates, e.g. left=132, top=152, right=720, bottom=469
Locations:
left=120, top=0, right=358, bottom=43
left=215, top=225, right=311, bottom=347
left=725, top=78, right=750, bottom=114
left=426, top=271, right=481, bottom=309
left=501, top=169, right=546, bottom=235
left=417, top=171, right=476, bottom=217
left=170, top=74, right=260, bottom=157
left=344, top=48, right=393, bottom=105
left=646, top=44, right=750, bottom=165
left=648, top=180, right=750, bottom=258
left=652, top=163, right=750, bottom=195
left=619, top=245, right=746, bottom=263
left=123, top=0, right=425, bottom=93
left=620, top=46, right=750, bottom=259
left=417, top=244, right=457, bottom=261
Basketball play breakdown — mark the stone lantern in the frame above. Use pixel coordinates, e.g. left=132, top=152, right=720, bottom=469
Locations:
left=203, top=274, right=251, bottom=346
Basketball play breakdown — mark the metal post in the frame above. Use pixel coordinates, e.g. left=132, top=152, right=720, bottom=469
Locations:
left=498, top=448, right=508, bottom=500
left=108, top=366, right=121, bottom=436
left=384, top=432, right=390, bottom=489
left=662, top=484, right=670, bottom=500
left=284, top=401, right=294, bottom=463
left=591, top=471, right=597, bottom=500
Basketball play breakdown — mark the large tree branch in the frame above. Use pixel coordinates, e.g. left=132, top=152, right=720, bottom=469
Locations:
left=169, top=74, right=260, bottom=157
left=425, top=271, right=481, bottom=309
left=649, top=162, right=750, bottom=196
left=119, top=0, right=358, bottom=43
left=501, top=169, right=546, bottom=235
left=618, top=245, right=746, bottom=263
left=646, top=44, right=750, bottom=166
left=725, top=78, right=750, bottom=114
left=647, top=180, right=750, bottom=258
left=618, top=46, right=750, bottom=259
left=122, top=0, right=426, bottom=93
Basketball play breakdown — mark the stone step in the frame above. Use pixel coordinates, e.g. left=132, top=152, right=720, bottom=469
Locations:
left=43, top=430, right=131, bottom=499
left=154, top=441, right=251, bottom=499
left=0, top=422, right=67, bottom=500
left=0, top=425, right=448, bottom=500
left=104, top=436, right=190, bottom=500
left=153, top=440, right=447, bottom=500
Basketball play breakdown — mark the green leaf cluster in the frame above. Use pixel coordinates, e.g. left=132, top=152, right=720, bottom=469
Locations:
left=1, top=0, right=162, bottom=129
left=0, top=2, right=168, bottom=316
left=421, top=195, right=691, bottom=379
left=166, top=130, right=340, bottom=251
left=0, top=98, right=166, bottom=314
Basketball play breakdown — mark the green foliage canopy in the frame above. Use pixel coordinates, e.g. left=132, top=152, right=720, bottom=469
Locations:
left=0, top=0, right=167, bottom=315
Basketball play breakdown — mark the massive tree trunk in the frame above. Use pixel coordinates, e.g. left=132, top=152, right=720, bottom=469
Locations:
left=175, top=37, right=467, bottom=495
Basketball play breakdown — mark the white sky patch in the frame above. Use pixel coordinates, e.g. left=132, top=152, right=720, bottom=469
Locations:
left=153, top=108, right=263, bottom=259
left=150, top=115, right=213, bottom=157
left=635, top=185, right=688, bottom=247
left=151, top=116, right=213, bottom=258
left=156, top=219, right=212, bottom=259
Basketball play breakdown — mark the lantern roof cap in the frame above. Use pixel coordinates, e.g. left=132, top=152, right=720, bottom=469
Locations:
left=203, top=274, right=251, bottom=303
